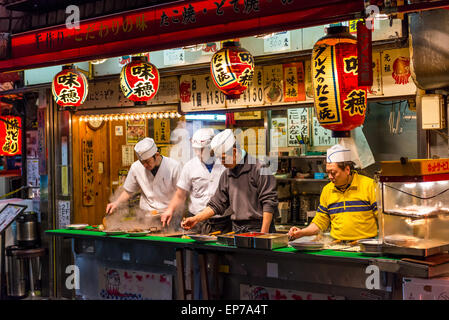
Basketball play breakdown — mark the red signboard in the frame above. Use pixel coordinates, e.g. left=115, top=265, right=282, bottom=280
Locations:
left=0, top=0, right=363, bottom=72
left=0, top=116, right=22, bottom=156
left=357, top=20, right=373, bottom=86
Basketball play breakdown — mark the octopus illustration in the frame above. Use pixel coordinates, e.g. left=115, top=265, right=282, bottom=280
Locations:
left=392, top=56, right=411, bottom=85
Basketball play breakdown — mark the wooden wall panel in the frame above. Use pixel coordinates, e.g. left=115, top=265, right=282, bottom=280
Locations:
left=73, top=117, right=113, bottom=225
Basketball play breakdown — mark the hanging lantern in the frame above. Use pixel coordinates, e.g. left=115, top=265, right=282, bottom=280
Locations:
left=120, top=56, right=160, bottom=105
left=210, top=41, right=254, bottom=100
left=312, top=26, right=368, bottom=137
left=52, top=65, right=88, bottom=109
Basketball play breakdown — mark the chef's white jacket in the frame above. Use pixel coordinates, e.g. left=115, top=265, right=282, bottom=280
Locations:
left=123, top=156, right=181, bottom=212
left=176, top=156, right=225, bottom=216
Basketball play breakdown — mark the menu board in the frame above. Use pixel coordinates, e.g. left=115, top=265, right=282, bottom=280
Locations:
left=0, top=204, right=26, bottom=233
left=287, top=108, right=309, bottom=146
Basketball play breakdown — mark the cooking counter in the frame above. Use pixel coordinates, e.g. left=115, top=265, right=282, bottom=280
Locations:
left=46, top=229, right=449, bottom=300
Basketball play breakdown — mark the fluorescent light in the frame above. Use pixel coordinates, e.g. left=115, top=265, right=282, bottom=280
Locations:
left=185, top=114, right=226, bottom=121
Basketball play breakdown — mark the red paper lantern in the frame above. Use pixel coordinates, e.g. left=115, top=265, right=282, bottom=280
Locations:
left=52, top=65, right=88, bottom=109
left=312, top=26, right=368, bottom=137
left=120, top=56, right=160, bottom=105
left=0, top=116, right=22, bottom=156
left=210, top=41, right=254, bottom=100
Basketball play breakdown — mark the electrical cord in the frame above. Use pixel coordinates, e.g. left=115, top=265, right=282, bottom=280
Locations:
left=0, top=185, right=28, bottom=199
left=384, top=183, right=449, bottom=200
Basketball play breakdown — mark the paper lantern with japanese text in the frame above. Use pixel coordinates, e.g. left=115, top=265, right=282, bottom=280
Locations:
left=312, top=26, right=367, bottom=137
left=0, top=116, right=22, bottom=156
left=210, top=41, right=254, bottom=100
left=120, top=56, right=160, bottom=105
left=52, top=65, right=88, bottom=109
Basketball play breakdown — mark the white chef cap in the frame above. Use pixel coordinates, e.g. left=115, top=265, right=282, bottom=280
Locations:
left=326, top=144, right=353, bottom=163
left=210, top=129, right=235, bottom=154
left=191, top=128, right=215, bottom=149
left=134, top=137, right=157, bottom=161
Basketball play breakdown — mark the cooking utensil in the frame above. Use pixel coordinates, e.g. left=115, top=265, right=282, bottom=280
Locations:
left=188, top=234, right=218, bottom=243
left=16, top=211, right=40, bottom=248
left=358, top=239, right=383, bottom=255
left=234, top=232, right=265, bottom=248
left=66, top=224, right=89, bottom=230
left=254, top=233, right=288, bottom=250
left=127, top=231, right=151, bottom=237
left=217, top=232, right=236, bottom=246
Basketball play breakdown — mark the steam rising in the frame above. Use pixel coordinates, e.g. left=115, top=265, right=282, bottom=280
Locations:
left=104, top=186, right=184, bottom=233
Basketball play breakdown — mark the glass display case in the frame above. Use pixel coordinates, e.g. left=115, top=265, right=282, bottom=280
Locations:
left=378, top=168, right=449, bottom=256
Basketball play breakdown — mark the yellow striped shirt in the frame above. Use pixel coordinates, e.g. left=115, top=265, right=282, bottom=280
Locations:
left=312, top=172, right=378, bottom=240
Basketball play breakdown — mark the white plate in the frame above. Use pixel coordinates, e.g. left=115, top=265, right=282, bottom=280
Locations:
left=289, top=241, right=324, bottom=251
left=66, top=224, right=89, bottom=230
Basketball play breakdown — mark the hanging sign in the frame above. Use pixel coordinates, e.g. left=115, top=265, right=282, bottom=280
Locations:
left=154, top=119, right=171, bottom=144
left=283, top=62, right=306, bottom=102
left=82, top=139, right=95, bottom=207
left=357, top=20, right=373, bottom=87
left=0, top=116, right=22, bottom=156
left=263, top=65, right=283, bottom=104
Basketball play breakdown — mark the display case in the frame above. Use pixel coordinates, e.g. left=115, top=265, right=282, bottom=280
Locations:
left=378, top=159, right=449, bottom=257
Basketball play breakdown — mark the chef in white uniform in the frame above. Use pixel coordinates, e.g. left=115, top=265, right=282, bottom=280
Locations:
left=161, top=128, right=232, bottom=233
left=106, top=137, right=181, bottom=216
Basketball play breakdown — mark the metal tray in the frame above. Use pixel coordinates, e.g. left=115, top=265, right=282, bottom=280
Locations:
left=382, top=243, right=449, bottom=257
left=217, top=234, right=235, bottom=246
left=254, top=234, right=288, bottom=250
left=234, top=232, right=265, bottom=248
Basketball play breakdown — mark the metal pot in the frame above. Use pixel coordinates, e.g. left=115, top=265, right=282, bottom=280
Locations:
left=6, top=245, right=27, bottom=299
left=16, top=211, right=39, bottom=248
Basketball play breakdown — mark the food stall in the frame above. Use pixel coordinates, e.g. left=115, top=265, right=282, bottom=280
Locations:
left=3, top=0, right=449, bottom=300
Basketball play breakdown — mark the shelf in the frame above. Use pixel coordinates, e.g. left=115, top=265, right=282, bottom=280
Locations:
left=275, top=177, right=329, bottom=182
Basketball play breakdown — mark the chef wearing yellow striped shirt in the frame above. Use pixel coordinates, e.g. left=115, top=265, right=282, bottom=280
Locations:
left=288, top=144, right=378, bottom=241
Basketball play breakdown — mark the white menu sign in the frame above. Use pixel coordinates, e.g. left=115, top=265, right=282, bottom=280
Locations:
left=312, top=117, right=338, bottom=147
left=163, top=48, right=185, bottom=66
left=0, top=204, right=26, bottom=233
left=264, top=31, right=291, bottom=53
left=57, top=200, right=71, bottom=229
left=288, top=108, right=309, bottom=146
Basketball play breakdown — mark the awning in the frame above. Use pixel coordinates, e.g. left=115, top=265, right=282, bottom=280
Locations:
left=0, top=0, right=364, bottom=73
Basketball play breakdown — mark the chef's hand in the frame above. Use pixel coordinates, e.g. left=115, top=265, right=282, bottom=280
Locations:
left=105, top=202, right=118, bottom=215
left=181, top=216, right=197, bottom=230
left=288, top=226, right=302, bottom=240
left=161, top=210, right=173, bottom=228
